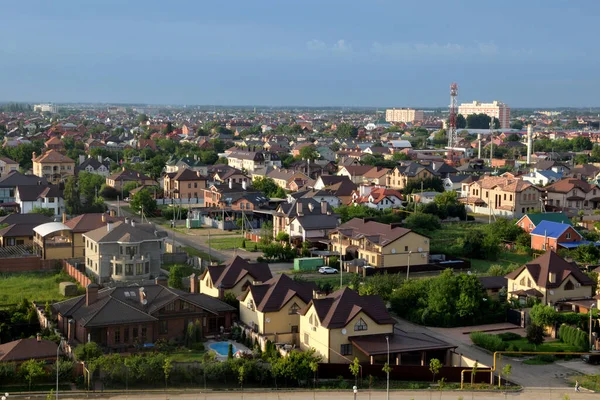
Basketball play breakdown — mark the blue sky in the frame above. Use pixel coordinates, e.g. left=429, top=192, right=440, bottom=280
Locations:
left=1, top=0, right=598, bottom=107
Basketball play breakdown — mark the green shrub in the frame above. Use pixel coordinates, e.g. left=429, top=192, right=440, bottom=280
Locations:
left=497, top=332, right=522, bottom=341
left=470, top=332, right=506, bottom=352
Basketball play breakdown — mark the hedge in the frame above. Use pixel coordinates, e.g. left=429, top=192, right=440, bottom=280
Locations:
left=470, top=332, right=506, bottom=352
left=558, top=324, right=588, bottom=351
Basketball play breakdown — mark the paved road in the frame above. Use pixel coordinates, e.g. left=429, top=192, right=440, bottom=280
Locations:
left=55, top=388, right=595, bottom=400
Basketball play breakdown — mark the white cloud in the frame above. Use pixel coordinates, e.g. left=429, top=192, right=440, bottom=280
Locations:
left=333, top=39, right=353, bottom=53
left=306, top=39, right=326, bottom=51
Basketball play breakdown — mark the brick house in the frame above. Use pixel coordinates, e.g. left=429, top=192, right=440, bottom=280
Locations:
left=53, top=281, right=236, bottom=351
left=530, top=220, right=583, bottom=252
left=515, top=212, right=571, bottom=234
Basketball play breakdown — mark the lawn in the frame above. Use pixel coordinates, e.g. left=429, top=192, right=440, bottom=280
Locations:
left=0, top=270, right=83, bottom=306
left=505, top=338, right=580, bottom=353
left=208, top=236, right=266, bottom=252
left=300, top=272, right=354, bottom=290
left=169, top=348, right=207, bottom=362
left=470, top=252, right=533, bottom=273
left=182, top=246, right=221, bottom=264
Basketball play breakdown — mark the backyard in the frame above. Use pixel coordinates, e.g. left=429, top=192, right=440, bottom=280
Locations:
left=0, top=270, right=83, bottom=307
left=208, top=236, right=266, bottom=252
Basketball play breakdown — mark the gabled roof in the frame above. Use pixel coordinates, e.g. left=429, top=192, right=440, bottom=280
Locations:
left=83, top=221, right=165, bottom=243
left=0, top=171, right=47, bottom=188
left=530, top=221, right=581, bottom=239
left=239, top=274, right=317, bottom=313
left=65, top=213, right=125, bottom=233
left=53, top=284, right=235, bottom=328
left=33, top=149, right=74, bottom=164
left=203, top=256, right=272, bottom=290
left=16, top=185, right=63, bottom=201
left=545, top=178, right=598, bottom=194
left=0, top=223, right=41, bottom=238
left=107, top=169, right=153, bottom=182
left=173, top=168, right=206, bottom=182
left=505, top=251, right=594, bottom=289
left=518, top=212, right=571, bottom=227
left=0, top=213, right=52, bottom=225
left=299, top=287, right=394, bottom=329
left=335, top=218, right=417, bottom=246
left=0, top=338, right=58, bottom=362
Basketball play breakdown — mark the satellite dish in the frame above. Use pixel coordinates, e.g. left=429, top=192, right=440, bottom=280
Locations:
left=266, top=318, right=271, bottom=323
left=418, top=247, right=423, bottom=252
left=341, top=329, right=347, bottom=335
left=549, top=290, right=554, bottom=295
left=142, top=299, right=147, bottom=305
left=391, top=249, right=396, bottom=254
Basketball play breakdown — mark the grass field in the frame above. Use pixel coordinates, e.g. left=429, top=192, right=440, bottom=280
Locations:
left=0, top=270, right=83, bottom=306
left=182, top=246, right=221, bottom=264
left=208, top=236, right=266, bottom=251
left=470, top=252, right=533, bottom=273
left=169, top=348, right=207, bottom=362
left=505, top=338, right=580, bottom=353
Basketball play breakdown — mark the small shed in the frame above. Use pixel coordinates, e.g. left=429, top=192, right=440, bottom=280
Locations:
left=59, top=282, right=78, bottom=296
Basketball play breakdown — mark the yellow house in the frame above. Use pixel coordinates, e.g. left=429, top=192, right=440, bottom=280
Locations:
left=199, top=256, right=272, bottom=299
left=32, top=150, right=75, bottom=185
left=64, top=213, right=124, bottom=258
left=237, top=274, right=316, bottom=346
left=0, top=213, right=53, bottom=247
left=298, top=287, right=455, bottom=365
left=506, top=251, right=594, bottom=306
left=386, top=164, right=436, bottom=191
left=330, top=218, right=430, bottom=268
left=33, top=222, right=74, bottom=260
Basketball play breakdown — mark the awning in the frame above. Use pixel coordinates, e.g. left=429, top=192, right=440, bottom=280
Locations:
left=510, top=288, right=543, bottom=297
left=558, top=241, right=600, bottom=249
left=349, top=332, right=455, bottom=357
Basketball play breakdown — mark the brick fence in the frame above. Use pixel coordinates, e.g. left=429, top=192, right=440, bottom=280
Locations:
left=63, top=260, right=92, bottom=287
left=0, top=256, right=57, bottom=273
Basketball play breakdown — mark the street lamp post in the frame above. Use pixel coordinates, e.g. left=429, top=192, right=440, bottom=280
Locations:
left=353, top=385, right=358, bottom=400
left=406, top=251, right=412, bottom=280
left=385, top=336, right=390, bottom=400
left=590, top=304, right=597, bottom=350
left=56, top=339, right=63, bottom=400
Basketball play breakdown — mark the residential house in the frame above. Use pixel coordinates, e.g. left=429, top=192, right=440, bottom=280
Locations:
left=570, top=164, right=600, bottom=181
left=298, top=287, right=455, bottom=365
left=76, top=156, right=111, bottom=177
left=544, top=178, right=600, bottom=212
left=362, top=167, right=390, bottom=186
left=16, top=185, right=64, bottom=215
left=32, top=150, right=75, bottom=185
left=227, top=148, right=267, bottom=175
left=351, top=186, right=403, bottom=210
left=82, top=220, right=167, bottom=283
left=53, top=282, right=235, bottom=351
left=288, top=188, right=342, bottom=209
left=44, top=136, right=65, bottom=152
left=462, top=176, right=542, bottom=218
left=516, top=212, right=572, bottom=233
left=330, top=218, right=430, bottom=268
left=0, top=337, right=58, bottom=364
left=443, top=175, right=475, bottom=192
left=316, top=146, right=336, bottom=162
left=0, top=157, right=19, bottom=178
left=0, top=213, right=52, bottom=247
left=505, top=251, right=594, bottom=306
left=266, top=169, right=309, bottom=190
left=202, top=181, right=268, bottom=210
left=386, top=163, right=437, bottom=191
left=64, top=213, right=125, bottom=258
left=522, top=169, right=563, bottom=186
left=164, top=155, right=208, bottom=175
left=237, top=274, right=316, bottom=346
left=312, top=175, right=357, bottom=204
left=478, top=276, right=507, bottom=301
left=33, top=221, right=75, bottom=260
left=337, top=165, right=376, bottom=185
left=533, top=160, right=571, bottom=175
left=0, top=171, right=47, bottom=205
left=529, top=220, right=584, bottom=252
left=106, top=168, right=157, bottom=191
left=200, top=256, right=272, bottom=299
left=163, top=168, right=207, bottom=200
left=273, top=198, right=339, bottom=241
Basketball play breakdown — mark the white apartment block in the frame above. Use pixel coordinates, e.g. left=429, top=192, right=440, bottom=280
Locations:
left=34, top=103, right=59, bottom=113
left=385, top=108, right=424, bottom=123
left=458, top=101, right=511, bottom=129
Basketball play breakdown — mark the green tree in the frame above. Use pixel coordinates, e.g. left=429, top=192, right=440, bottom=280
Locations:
left=530, top=304, right=558, bottom=327
left=403, top=177, right=444, bottom=194
left=275, top=232, right=290, bottom=242
left=429, top=358, right=442, bottom=383
left=501, top=363, right=512, bottom=389
left=335, top=123, right=358, bottom=139
left=29, top=207, right=55, bottom=217
left=511, top=120, right=524, bottom=130
left=74, top=342, right=103, bottom=362
left=349, top=357, right=360, bottom=387
left=168, top=266, right=186, bottom=290
left=228, top=343, right=234, bottom=360
left=130, top=189, right=156, bottom=215
left=63, top=176, right=81, bottom=214
left=403, top=213, right=441, bottom=234
left=163, top=357, right=173, bottom=388
left=433, top=190, right=459, bottom=207
left=252, top=176, right=280, bottom=197
left=456, top=114, right=467, bottom=129
left=526, top=323, right=545, bottom=346
left=20, top=359, right=47, bottom=391
left=121, top=181, right=140, bottom=198
left=299, top=145, right=319, bottom=161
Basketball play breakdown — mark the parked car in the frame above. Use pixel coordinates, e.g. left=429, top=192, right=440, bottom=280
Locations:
left=582, top=353, right=600, bottom=364
left=318, top=266, right=338, bottom=274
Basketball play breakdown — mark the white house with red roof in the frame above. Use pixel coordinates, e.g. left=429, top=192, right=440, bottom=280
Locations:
left=351, top=185, right=403, bottom=210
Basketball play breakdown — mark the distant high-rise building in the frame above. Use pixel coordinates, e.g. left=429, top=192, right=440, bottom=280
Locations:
left=458, top=101, right=510, bottom=129
left=385, top=108, right=424, bottom=123
left=33, top=103, right=58, bottom=113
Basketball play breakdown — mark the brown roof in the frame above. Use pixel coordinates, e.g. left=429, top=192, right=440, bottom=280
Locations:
left=300, top=287, right=394, bottom=329
left=350, top=328, right=455, bottom=356
left=335, top=218, right=416, bottom=246
left=545, top=178, right=598, bottom=194
left=65, top=213, right=125, bottom=233
left=33, top=149, right=74, bottom=164
left=340, top=165, right=375, bottom=176
left=505, top=251, right=595, bottom=289
left=0, top=338, right=58, bottom=362
left=203, top=256, right=272, bottom=290
left=363, top=167, right=390, bottom=179
left=471, top=176, right=537, bottom=193
left=238, top=274, right=317, bottom=312
left=0, top=223, right=39, bottom=238
left=173, top=168, right=206, bottom=182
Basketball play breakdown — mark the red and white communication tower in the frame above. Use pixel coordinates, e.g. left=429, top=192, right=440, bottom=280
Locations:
left=447, top=82, right=458, bottom=160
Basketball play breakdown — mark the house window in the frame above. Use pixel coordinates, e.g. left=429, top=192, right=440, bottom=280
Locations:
left=520, top=277, right=526, bottom=286
left=133, top=327, right=138, bottom=339
left=159, top=321, right=168, bottom=334
left=566, top=232, right=572, bottom=240
left=289, top=303, right=300, bottom=315
left=115, top=264, right=123, bottom=275
left=125, top=264, right=134, bottom=276
left=304, top=333, right=310, bottom=345
left=404, top=246, right=409, bottom=252
left=341, top=344, right=352, bottom=355
left=124, top=328, right=129, bottom=343
left=180, top=301, right=190, bottom=311
left=291, top=325, right=299, bottom=333
left=114, top=329, right=120, bottom=343
left=145, top=262, right=150, bottom=274
left=354, top=318, right=368, bottom=331
left=188, top=183, right=191, bottom=189
left=136, top=263, right=144, bottom=275
left=166, top=303, right=175, bottom=312
left=564, top=281, right=575, bottom=291
left=247, top=300, right=254, bottom=310
left=141, top=327, right=147, bottom=341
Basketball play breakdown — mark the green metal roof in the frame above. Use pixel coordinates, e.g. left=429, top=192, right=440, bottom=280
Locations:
left=523, top=212, right=572, bottom=226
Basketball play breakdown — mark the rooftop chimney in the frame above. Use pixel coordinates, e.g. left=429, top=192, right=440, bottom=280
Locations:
left=62, top=212, right=67, bottom=224
left=98, top=155, right=103, bottom=163
left=32, top=152, right=37, bottom=161
left=229, top=179, right=233, bottom=189
left=296, top=202, right=303, bottom=215
left=321, top=200, right=328, bottom=215
left=36, top=333, right=42, bottom=342
left=79, top=154, right=85, bottom=165
left=155, top=276, right=168, bottom=287
left=86, top=284, right=99, bottom=306
left=102, top=214, right=106, bottom=223
left=242, top=180, right=247, bottom=190
left=190, top=273, right=198, bottom=293
left=106, top=222, right=112, bottom=232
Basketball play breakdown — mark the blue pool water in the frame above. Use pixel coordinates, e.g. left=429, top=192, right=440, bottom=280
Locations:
left=209, top=341, right=237, bottom=356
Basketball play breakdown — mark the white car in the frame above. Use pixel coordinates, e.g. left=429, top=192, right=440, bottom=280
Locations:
left=318, top=267, right=338, bottom=274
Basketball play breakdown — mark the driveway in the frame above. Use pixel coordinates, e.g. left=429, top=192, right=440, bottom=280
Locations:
left=395, top=317, right=581, bottom=388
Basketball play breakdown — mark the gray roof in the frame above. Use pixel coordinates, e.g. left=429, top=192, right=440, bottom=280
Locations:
left=83, top=221, right=166, bottom=243
left=0, top=171, right=47, bottom=188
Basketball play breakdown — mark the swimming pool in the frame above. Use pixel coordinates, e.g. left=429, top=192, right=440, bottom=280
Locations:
left=209, top=341, right=237, bottom=356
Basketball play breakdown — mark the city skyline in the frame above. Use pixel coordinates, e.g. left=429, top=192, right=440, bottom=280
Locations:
left=1, top=0, right=599, bottom=107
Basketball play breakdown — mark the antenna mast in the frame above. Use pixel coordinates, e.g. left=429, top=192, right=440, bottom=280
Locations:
left=447, top=83, right=459, bottom=161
